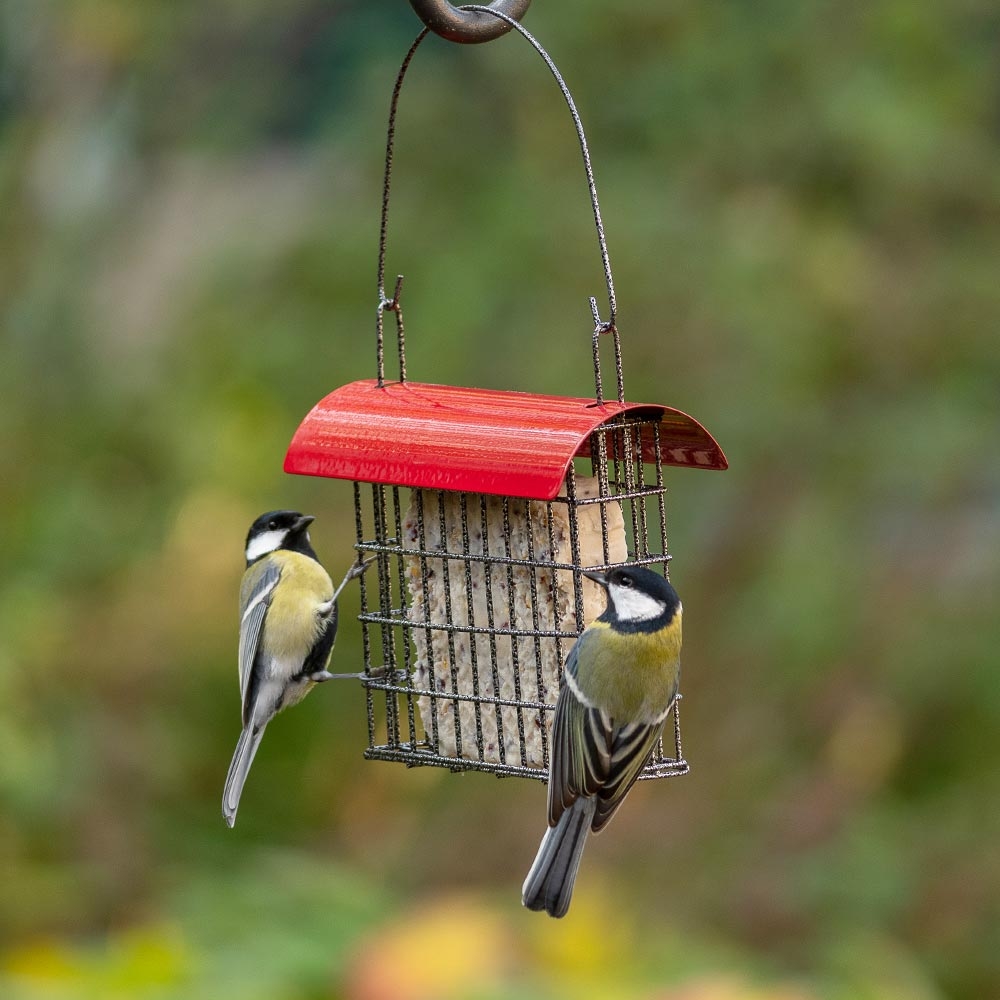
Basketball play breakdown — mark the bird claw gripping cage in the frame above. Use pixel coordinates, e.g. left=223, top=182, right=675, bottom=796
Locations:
left=284, top=7, right=727, bottom=781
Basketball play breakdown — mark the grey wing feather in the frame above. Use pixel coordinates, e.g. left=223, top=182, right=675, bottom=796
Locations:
left=549, top=632, right=678, bottom=833
left=238, top=561, right=281, bottom=714
left=547, top=666, right=613, bottom=827
left=591, top=715, right=671, bottom=832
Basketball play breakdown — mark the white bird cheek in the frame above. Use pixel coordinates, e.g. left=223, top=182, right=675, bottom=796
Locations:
left=245, top=529, right=288, bottom=562
left=608, top=584, right=666, bottom=623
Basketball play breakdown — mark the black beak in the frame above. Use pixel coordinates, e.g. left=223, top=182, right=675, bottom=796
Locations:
left=582, top=569, right=608, bottom=587
left=293, top=514, right=315, bottom=532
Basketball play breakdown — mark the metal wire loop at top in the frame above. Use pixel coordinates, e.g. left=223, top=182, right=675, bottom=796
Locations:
left=408, top=0, right=531, bottom=44
left=375, top=7, right=624, bottom=404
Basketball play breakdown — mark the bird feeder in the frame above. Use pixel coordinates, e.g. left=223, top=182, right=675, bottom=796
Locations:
left=284, top=8, right=727, bottom=781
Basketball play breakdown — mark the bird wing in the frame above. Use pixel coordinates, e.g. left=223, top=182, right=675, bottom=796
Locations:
left=591, top=712, right=672, bottom=832
left=548, top=629, right=678, bottom=832
left=547, top=636, right=613, bottom=827
left=238, top=560, right=282, bottom=724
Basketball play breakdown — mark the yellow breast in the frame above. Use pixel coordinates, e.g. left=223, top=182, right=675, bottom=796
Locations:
left=261, top=552, right=334, bottom=661
left=575, top=612, right=682, bottom=724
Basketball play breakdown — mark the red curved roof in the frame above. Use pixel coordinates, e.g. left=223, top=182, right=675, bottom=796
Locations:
left=284, top=380, right=727, bottom=501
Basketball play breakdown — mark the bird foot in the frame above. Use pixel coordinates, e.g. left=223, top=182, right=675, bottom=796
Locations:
left=312, top=670, right=366, bottom=682
left=348, top=555, right=377, bottom=580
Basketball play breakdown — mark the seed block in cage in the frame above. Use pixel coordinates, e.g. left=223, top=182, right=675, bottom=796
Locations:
left=404, top=476, right=626, bottom=767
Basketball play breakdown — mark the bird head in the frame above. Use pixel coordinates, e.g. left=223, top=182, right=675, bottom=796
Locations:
left=584, top=565, right=680, bottom=629
left=244, top=510, right=315, bottom=564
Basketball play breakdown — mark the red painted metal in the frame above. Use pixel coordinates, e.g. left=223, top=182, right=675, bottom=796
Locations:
left=284, top=380, right=727, bottom=501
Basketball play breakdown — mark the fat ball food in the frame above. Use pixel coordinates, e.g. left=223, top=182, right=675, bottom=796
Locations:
left=403, top=477, right=626, bottom=767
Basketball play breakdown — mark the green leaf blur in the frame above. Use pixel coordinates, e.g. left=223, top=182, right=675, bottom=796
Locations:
left=2, top=2, right=998, bottom=998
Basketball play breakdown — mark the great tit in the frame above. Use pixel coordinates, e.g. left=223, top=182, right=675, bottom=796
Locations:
left=222, top=510, right=369, bottom=828
left=522, top=565, right=682, bottom=918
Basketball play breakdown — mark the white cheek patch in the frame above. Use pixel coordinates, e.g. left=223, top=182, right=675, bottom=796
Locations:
left=608, top=582, right=666, bottom=623
left=245, top=529, right=287, bottom=562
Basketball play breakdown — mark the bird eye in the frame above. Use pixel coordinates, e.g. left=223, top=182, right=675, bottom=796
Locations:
left=619, top=574, right=633, bottom=588
left=267, top=520, right=277, bottom=530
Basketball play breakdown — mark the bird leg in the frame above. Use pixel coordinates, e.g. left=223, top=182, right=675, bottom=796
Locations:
left=330, top=554, right=377, bottom=604
left=316, top=556, right=377, bottom=616
left=311, top=556, right=379, bottom=682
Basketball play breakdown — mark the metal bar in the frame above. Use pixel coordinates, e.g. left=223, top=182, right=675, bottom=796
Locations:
left=414, top=489, right=441, bottom=751
left=543, top=501, right=562, bottom=771
left=459, top=493, right=486, bottom=760
left=564, top=465, right=586, bottom=640
left=652, top=422, right=671, bottom=577
left=521, top=498, right=549, bottom=766
left=373, top=483, right=400, bottom=749
left=355, top=482, right=378, bottom=752
left=392, top=486, right=419, bottom=750
left=363, top=678, right=551, bottom=712
left=633, top=423, right=650, bottom=560
left=364, top=745, right=548, bottom=780
left=436, top=490, right=465, bottom=757
left=361, top=744, right=687, bottom=780
left=364, top=613, right=581, bottom=639
left=622, top=426, right=642, bottom=560
left=501, top=496, right=528, bottom=760
left=479, top=495, right=508, bottom=765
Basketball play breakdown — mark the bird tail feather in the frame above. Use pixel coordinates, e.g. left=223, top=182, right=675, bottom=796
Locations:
left=522, top=798, right=596, bottom=918
left=222, top=723, right=267, bottom=828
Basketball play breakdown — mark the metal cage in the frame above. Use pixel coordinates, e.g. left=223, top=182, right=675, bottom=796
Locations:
left=286, top=382, right=726, bottom=780
left=355, top=416, right=691, bottom=778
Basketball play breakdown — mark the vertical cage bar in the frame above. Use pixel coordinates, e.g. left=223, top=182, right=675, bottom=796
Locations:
left=414, top=489, right=440, bottom=751
left=355, top=481, right=378, bottom=752
left=621, top=424, right=641, bottom=560
left=501, top=496, right=528, bottom=762
left=436, top=490, right=464, bottom=760
left=564, top=465, right=586, bottom=638
left=633, top=422, right=651, bottom=560
left=543, top=501, right=562, bottom=771
left=479, top=495, right=507, bottom=766
left=521, top=499, right=549, bottom=767
left=594, top=429, right=612, bottom=566
left=652, top=422, right=671, bottom=577
left=391, top=486, right=419, bottom=750
left=372, top=483, right=400, bottom=749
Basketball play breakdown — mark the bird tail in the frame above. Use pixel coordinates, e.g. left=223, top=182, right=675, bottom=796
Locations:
left=222, top=723, right=267, bottom=828
left=522, top=797, right=596, bottom=918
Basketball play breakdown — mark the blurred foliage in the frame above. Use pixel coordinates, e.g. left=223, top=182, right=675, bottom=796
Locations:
left=2, top=0, right=999, bottom=997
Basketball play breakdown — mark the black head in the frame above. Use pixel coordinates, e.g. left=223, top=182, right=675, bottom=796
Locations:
left=244, top=510, right=318, bottom=564
left=585, top=565, right=681, bottom=631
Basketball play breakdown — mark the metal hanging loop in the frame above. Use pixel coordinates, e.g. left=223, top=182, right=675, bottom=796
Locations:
left=408, top=0, right=531, bottom=44
left=378, top=6, right=623, bottom=404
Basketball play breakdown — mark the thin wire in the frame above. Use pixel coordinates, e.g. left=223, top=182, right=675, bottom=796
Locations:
left=375, top=11, right=623, bottom=400
left=459, top=9, right=618, bottom=325
left=376, top=29, right=428, bottom=385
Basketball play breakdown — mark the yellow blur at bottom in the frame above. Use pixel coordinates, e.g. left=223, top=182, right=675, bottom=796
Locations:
left=3, top=925, right=189, bottom=998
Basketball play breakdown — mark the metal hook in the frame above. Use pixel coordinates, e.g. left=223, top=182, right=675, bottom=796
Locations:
left=408, top=0, right=531, bottom=44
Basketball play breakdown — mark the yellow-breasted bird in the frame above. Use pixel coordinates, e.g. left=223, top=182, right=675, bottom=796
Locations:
left=222, top=510, right=369, bottom=828
left=522, top=565, right=682, bottom=917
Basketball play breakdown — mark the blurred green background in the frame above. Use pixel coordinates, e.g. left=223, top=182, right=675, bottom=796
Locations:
left=2, top=1, right=999, bottom=998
